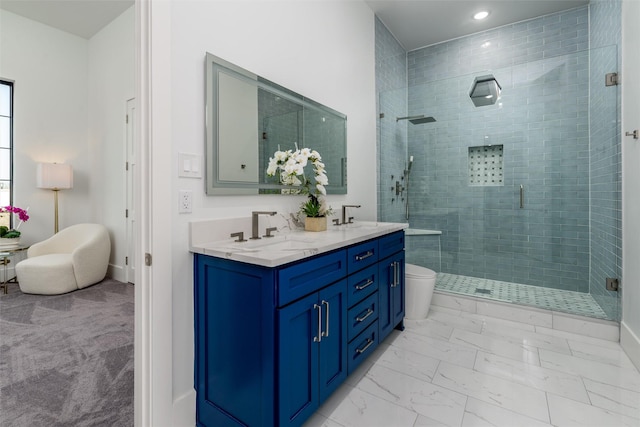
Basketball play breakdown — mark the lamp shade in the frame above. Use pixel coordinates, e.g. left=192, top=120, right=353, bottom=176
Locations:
left=37, top=163, right=73, bottom=190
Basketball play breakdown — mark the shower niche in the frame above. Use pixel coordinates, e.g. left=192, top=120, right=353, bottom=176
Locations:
left=468, top=145, right=504, bottom=186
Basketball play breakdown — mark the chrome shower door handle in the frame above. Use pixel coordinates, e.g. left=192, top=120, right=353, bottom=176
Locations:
left=321, top=300, right=330, bottom=337
left=520, top=185, right=524, bottom=209
left=313, top=304, right=322, bottom=343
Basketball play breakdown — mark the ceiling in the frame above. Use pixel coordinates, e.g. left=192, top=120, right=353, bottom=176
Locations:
left=1, top=0, right=588, bottom=47
left=0, top=0, right=133, bottom=39
left=365, top=0, right=589, bottom=51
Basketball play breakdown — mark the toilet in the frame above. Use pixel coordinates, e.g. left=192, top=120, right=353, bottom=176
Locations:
left=405, top=263, right=437, bottom=319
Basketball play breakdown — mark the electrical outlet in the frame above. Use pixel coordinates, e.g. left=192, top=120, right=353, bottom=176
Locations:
left=179, top=190, right=192, bottom=213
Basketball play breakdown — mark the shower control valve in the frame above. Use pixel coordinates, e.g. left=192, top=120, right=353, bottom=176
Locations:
left=395, top=181, right=405, bottom=196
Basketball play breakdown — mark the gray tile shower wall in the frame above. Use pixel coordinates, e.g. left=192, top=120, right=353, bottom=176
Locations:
left=405, top=6, right=602, bottom=293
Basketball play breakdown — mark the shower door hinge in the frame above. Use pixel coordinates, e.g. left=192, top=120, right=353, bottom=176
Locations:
left=145, top=253, right=152, bottom=266
left=605, top=73, right=619, bottom=86
left=606, top=278, right=619, bottom=292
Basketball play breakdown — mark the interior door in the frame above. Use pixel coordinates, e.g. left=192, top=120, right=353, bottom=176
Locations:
left=125, top=98, right=136, bottom=284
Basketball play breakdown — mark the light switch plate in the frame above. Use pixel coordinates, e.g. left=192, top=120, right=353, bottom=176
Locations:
left=178, top=153, right=202, bottom=178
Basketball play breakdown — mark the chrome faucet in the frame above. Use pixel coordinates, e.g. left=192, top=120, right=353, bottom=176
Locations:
left=341, top=205, right=361, bottom=225
left=251, top=211, right=277, bottom=239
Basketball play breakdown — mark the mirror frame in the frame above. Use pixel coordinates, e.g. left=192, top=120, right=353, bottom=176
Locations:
left=205, top=52, right=347, bottom=195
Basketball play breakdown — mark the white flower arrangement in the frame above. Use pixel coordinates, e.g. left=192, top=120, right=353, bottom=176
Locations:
left=266, top=147, right=332, bottom=217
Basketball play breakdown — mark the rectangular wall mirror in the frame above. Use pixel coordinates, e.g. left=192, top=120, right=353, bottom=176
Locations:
left=205, top=53, right=348, bottom=195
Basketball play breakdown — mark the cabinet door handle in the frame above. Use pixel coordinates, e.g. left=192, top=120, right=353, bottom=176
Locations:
left=355, top=338, right=374, bottom=354
left=321, top=300, right=330, bottom=338
left=389, top=262, right=394, bottom=287
left=355, top=278, right=374, bottom=290
left=355, top=308, right=374, bottom=323
left=392, top=262, right=397, bottom=287
left=395, top=261, right=400, bottom=287
left=313, top=304, right=322, bottom=343
left=355, top=250, right=374, bottom=261
left=390, top=262, right=397, bottom=287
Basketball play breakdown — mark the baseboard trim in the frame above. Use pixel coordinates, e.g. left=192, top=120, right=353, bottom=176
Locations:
left=172, top=388, right=196, bottom=426
left=107, top=263, right=126, bottom=282
left=621, top=321, right=640, bottom=371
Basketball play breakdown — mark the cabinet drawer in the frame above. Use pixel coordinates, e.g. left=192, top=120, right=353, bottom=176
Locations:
left=347, top=240, right=379, bottom=273
left=347, top=292, right=378, bottom=341
left=278, top=250, right=347, bottom=307
left=347, top=320, right=379, bottom=374
left=346, top=264, right=378, bottom=308
left=378, top=231, right=405, bottom=260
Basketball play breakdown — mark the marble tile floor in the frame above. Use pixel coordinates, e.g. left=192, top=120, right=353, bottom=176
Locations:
left=303, top=305, right=639, bottom=427
left=436, top=273, right=612, bottom=320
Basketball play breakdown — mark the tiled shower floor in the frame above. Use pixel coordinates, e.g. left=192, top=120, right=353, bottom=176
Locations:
left=436, top=273, right=611, bottom=320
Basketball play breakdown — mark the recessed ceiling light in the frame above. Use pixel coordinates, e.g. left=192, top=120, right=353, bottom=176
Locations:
left=474, top=11, right=490, bottom=20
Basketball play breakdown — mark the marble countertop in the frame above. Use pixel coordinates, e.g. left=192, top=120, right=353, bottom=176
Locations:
left=190, top=220, right=408, bottom=267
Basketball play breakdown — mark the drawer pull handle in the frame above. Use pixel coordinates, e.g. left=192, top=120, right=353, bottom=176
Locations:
left=355, top=251, right=374, bottom=261
left=355, top=338, right=374, bottom=354
left=355, top=278, right=374, bottom=290
left=355, top=308, right=374, bottom=323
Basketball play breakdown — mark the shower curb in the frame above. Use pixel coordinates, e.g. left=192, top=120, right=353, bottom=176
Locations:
left=432, top=290, right=620, bottom=342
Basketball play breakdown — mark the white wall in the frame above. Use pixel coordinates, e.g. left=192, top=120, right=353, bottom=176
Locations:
left=166, top=0, right=377, bottom=421
left=621, top=0, right=640, bottom=370
left=88, top=7, right=135, bottom=281
left=0, top=10, right=90, bottom=243
left=0, top=8, right=134, bottom=282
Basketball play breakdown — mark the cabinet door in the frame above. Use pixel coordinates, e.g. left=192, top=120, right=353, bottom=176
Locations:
left=278, top=293, right=320, bottom=426
left=378, top=252, right=405, bottom=341
left=318, top=279, right=348, bottom=402
left=378, top=257, right=393, bottom=341
left=391, top=251, right=405, bottom=328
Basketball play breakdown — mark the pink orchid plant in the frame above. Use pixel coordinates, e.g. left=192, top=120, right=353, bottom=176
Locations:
left=0, top=205, right=30, bottom=238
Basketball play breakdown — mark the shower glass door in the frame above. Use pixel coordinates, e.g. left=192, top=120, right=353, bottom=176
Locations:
left=379, top=46, right=620, bottom=321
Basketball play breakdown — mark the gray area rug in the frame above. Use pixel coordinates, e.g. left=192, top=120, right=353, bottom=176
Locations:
left=0, top=279, right=134, bottom=426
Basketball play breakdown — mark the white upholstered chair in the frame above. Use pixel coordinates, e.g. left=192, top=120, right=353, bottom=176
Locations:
left=16, top=223, right=111, bottom=295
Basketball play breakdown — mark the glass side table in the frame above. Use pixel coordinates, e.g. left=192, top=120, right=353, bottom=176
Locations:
left=0, top=245, right=30, bottom=294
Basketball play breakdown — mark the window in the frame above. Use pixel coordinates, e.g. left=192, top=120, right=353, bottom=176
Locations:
left=0, top=80, right=13, bottom=228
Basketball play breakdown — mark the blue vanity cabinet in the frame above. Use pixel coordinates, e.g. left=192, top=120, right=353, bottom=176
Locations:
left=194, top=253, right=278, bottom=427
left=277, top=279, right=347, bottom=427
left=194, top=229, right=405, bottom=427
left=378, top=232, right=406, bottom=341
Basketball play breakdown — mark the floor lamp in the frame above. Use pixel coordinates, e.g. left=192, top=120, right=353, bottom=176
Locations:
left=37, top=163, right=73, bottom=234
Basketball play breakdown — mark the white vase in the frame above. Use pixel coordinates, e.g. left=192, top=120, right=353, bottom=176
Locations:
left=0, top=237, right=21, bottom=249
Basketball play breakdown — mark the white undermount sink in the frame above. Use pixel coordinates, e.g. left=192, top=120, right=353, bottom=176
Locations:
left=217, top=236, right=318, bottom=253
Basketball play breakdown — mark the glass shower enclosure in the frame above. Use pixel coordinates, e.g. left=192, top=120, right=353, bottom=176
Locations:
left=379, top=46, right=621, bottom=321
